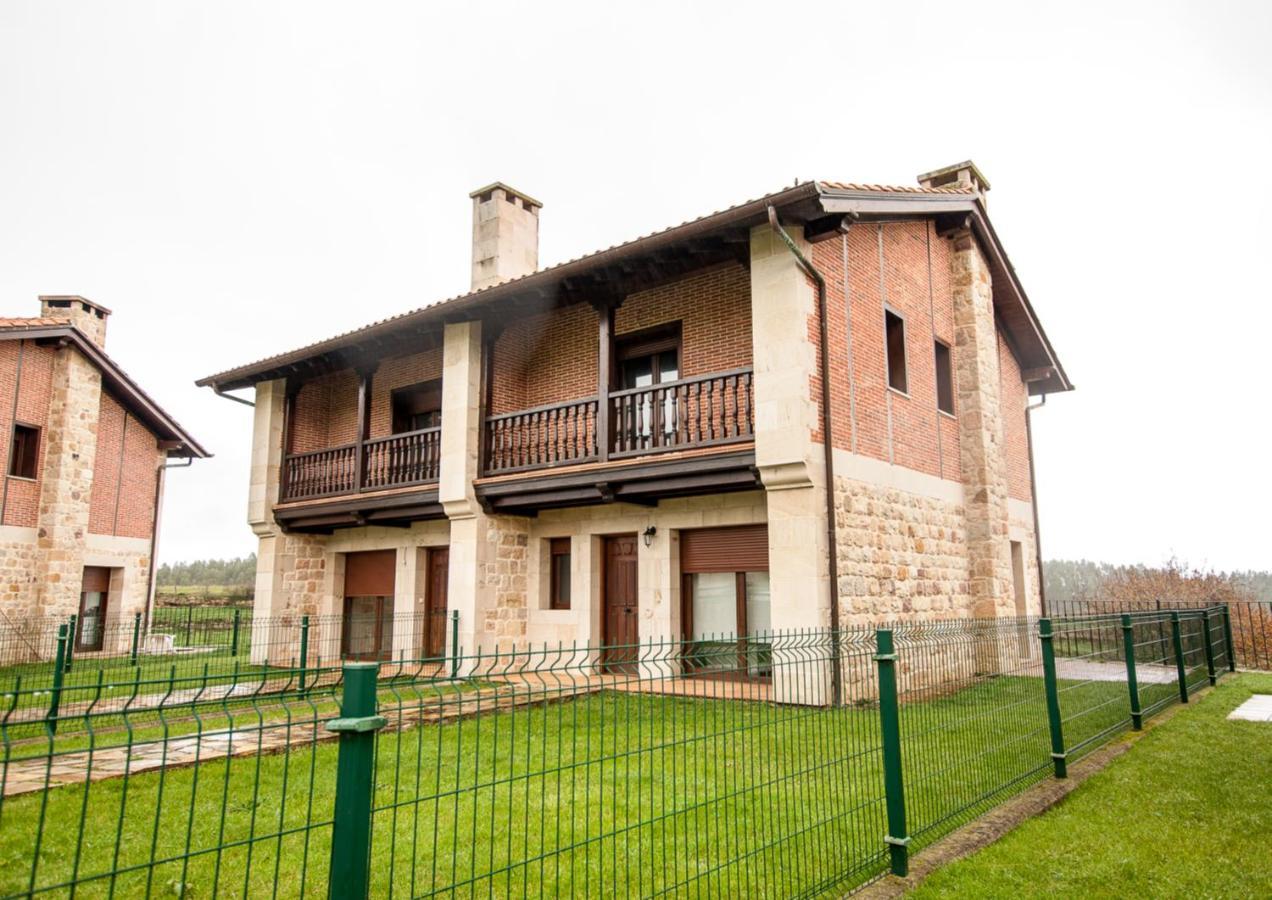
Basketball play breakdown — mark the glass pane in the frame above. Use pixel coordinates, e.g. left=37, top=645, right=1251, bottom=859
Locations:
left=79, top=592, right=106, bottom=647
left=658, top=351, right=679, bottom=383
left=552, top=552, right=571, bottom=608
left=345, top=596, right=381, bottom=658
left=689, top=572, right=737, bottom=673
left=744, top=572, right=773, bottom=676
left=621, top=356, right=654, bottom=389
left=379, top=596, right=395, bottom=656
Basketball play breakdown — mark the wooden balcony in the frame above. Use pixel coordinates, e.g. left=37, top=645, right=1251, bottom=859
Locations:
left=478, top=368, right=759, bottom=514
left=281, top=427, right=441, bottom=503
left=483, top=368, right=753, bottom=476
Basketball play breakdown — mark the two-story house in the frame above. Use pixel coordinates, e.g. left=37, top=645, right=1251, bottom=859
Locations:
left=0, top=296, right=207, bottom=652
left=199, top=162, right=1070, bottom=675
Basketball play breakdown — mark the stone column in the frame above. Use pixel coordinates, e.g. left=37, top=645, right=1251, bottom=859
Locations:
left=749, top=223, right=832, bottom=705
left=35, top=347, right=102, bottom=618
left=949, top=229, right=1014, bottom=626
left=248, top=379, right=289, bottom=622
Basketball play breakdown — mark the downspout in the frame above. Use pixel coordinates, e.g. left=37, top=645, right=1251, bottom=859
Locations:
left=766, top=206, right=843, bottom=706
left=145, top=455, right=193, bottom=626
left=213, top=386, right=255, bottom=408
left=1025, top=394, right=1047, bottom=615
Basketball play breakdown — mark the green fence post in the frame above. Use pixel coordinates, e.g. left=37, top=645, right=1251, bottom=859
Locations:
left=230, top=608, right=242, bottom=657
left=327, top=662, right=386, bottom=899
left=1038, top=618, right=1068, bottom=778
left=450, top=610, right=460, bottom=679
left=1170, top=612, right=1188, bottom=704
left=1201, top=609, right=1217, bottom=686
left=874, top=628, right=910, bottom=877
left=64, top=614, right=77, bottom=673
left=1120, top=615, right=1142, bottom=730
left=46, top=624, right=69, bottom=735
left=129, top=612, right=142, bottom=666
left=298, top=615, right=310, bottom=695
left=1222, top=604, right=1236, bottom=672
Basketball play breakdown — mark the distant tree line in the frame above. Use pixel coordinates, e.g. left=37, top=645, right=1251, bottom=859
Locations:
left=1044, top=558, right=1271, bottom=607
left=157, top=555, right=257, bottom=588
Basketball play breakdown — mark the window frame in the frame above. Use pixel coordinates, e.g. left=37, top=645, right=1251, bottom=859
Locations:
left=548, top=537, right=572, bottom=610
left=934, top=339, right=955, bottom=416
left=389, top=379, right=442, bottom=435
left=9, top=422, right=40, bottom=480
left=884, top=308, right=908, bottom=396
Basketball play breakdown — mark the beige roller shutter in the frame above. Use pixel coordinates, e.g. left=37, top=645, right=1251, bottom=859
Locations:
left=344, top=550, right=396, bottom=596
left=680, top=525, right=768, bottom=573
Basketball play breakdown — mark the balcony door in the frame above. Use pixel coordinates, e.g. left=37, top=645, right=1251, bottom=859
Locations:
left=679, top=525, right=771, bottom=679
left=616, top=325, right=680, bottom=451
left=342, top=550, right=396, bottom=661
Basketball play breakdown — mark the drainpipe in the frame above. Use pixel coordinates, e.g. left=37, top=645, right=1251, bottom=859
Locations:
left=212, top=386, right=255, bottom=408
left=145, top=455, right=194, bottom=626
left=767, top=206, right=843, bottom=706
left=1025, top=394, right=1047, bottom=615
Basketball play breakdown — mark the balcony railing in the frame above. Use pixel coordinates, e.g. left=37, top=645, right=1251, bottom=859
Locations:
left=281, top=427, right=441, bottom=502
left=482, top=367, right=754, bottom=475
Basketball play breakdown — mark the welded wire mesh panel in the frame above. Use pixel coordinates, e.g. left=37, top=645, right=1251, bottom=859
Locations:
left=890, top=616, right=1050, bottom=852
left=0, top=667, right=339, bottom=898
left=1047, top=614, right=1133, bottom=761
left=1178, top=612, right=1211, bottom=695
left=364, top=629, right=889, bottom=899
left=1128, top=613, right=1182, bottom=717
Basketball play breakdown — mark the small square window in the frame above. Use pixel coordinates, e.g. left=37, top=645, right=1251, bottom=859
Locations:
left=934, top=341, right=955, bottom=415
left=9, top=424, right=39, bottom=479
left=391, top=380, right=441, bottom=434
left=549, top=538, right=571, bottom=610
left=885, top=310, right=908, bottom=394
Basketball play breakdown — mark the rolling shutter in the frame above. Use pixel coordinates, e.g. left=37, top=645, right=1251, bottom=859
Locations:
left=679, top=525, right=768, bottom=573
left=344, top=550, right=396, bottom=597
left=81, top=566, right=111, bottom=593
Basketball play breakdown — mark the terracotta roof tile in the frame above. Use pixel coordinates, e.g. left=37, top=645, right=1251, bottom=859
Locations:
left=817, top=181, right=975, bottom=194
left=0, top=316, right=73, bottom=329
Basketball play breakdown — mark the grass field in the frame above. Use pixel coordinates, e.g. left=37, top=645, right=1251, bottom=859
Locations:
left=0, top=671, right=1158, bottom=899
left=913, top=672, right=1272, bottom=899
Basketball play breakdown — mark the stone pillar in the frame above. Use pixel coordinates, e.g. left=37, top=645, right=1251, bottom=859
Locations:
left=949, top=229, right=1014, bottom=625
left=750, top=224, right=832, bottom=705
left=439, top=321, right=531, bottom=657
left=248, top=379, right=289, bottom=622
left=35, top=347, right=102, bottom=618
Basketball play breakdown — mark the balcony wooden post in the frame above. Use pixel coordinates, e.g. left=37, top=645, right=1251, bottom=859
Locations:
left=354, top=366, right=375, bottom=493
left=591, top=297, right=621, bottom=463
left=278, top=379, right=298, bottom=503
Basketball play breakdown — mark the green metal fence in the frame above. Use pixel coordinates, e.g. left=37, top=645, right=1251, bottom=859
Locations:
left=0, top=605, right=1232, bottom=898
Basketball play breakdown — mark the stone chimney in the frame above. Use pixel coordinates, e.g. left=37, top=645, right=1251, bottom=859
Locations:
left=917, top=161, right=991, bottom=205
left=469, top=183, right=541, bottom=291
left=39, top=295, right=110, bottom=348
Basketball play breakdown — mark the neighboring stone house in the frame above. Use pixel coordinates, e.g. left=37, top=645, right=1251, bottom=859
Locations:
left=199, top=163, right=1070, bottom=674
left=0, top=296, right=208, bottom=652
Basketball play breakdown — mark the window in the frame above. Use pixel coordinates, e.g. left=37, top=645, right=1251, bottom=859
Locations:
left=9, top=424, right=39, bottom=479
left=616, top=323, right=681, bottom=447
left=679, top=525, right=771, bottom=678
left=934, top=340, right=954, bottom=415
left=885, top=310, right=907, bottom=394
left=390, top=380, right=441, bottom=434
left=549, top=538, right=571, bottom=610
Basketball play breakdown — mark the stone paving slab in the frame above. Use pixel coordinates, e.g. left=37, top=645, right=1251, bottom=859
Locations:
left=1228, top=693, right=1272, bottom=722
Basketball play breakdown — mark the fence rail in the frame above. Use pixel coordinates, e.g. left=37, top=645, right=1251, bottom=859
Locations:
left=1050, top=596, right=1271, bottom=670
left=0, top=605, right=1232, bottom=898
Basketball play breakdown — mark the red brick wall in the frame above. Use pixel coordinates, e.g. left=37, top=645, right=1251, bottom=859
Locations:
left=0, top=341, right=55, bottom=527
left=368, top=348, right=443, bottom=438
left=998, top=333, right=1033, bottom=502
left=89, top=390, right=162, bottom=539
left=289, top=368, right=359, bottom=454
left=488, top=262, right=752, bottom=416
left=813, top=221, right=961, bottom=480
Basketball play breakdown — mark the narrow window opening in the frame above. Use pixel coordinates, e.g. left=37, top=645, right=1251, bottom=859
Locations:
left=885, top=310, right=907, bottom=394
left=390, top=379, right=442, bottom=434
left=549, top=538, right=571, bottom=610
left=934, top=340, right=954, bottom=415
left=10, top=424, right=39, bottom=479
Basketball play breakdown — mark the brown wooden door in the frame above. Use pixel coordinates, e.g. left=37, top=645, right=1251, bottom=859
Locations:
left=77, top=566, right=111, bottom=652
left=603, top=534, right=639, bottom=670
left=425, top=547, right=449, bottom=658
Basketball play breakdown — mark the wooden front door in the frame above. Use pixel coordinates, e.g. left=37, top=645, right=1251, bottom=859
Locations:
left=425, top=547, right=449, bottom=658
left=603, top=534, right=639, bottom=670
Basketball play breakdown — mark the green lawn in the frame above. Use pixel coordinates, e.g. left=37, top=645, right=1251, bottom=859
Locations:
left=0, top=670, right=1159, bottom=899
left=913, top=672, right=1272, bottom=899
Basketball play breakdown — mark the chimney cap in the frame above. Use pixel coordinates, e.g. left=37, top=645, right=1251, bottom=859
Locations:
left=916, top=160, right=991, bottom=194
left=468, top=182, right=543, bottom=210
left=39, top=294, right=113, bottom=316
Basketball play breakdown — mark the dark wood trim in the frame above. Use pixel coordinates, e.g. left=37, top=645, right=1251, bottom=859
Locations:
left=353, top=367, right=373, bottom=492
left=274, top=485, right=444, bottom=533
left=594, top=300, right=615, bottom=463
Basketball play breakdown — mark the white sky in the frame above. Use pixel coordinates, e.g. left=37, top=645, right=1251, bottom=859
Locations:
left=2, top=1, right=1269, bottom=571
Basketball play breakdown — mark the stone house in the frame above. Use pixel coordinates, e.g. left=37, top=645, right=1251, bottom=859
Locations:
left=0, top=296, right=208, bottom=652
left=199, top=162, right=1070, bottom=674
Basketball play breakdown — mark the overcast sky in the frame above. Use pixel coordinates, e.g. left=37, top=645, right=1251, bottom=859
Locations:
left=1, top=1, right=1269, bottom=572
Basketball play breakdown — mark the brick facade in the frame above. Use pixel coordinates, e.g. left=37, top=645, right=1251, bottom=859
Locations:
left=88, top=390, right=163, bottom=540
